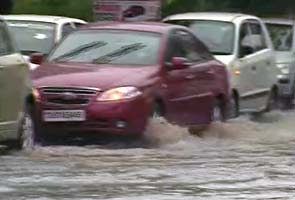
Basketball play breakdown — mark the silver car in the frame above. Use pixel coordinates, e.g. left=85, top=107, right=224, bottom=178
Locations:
left=0, top=17, right=33, bottom=148
left=264, top=18, right=295, bottom=108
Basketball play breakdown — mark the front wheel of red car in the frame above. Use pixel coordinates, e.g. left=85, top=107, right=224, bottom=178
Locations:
left=212, top=99, right=226, bottom=122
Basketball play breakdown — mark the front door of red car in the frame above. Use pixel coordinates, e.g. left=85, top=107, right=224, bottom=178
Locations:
left=163, top=29, right=214, bottom=126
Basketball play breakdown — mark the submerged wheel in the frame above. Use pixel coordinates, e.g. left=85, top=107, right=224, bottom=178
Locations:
left=18, top=105, right=41, bottom=149
left=227, top=94, right=239, bottom=119
left=265, top=89, right=279, bottom=112
left=212, top=99, right=226, bottom=122
left=151, top=102, right=164, bottom=119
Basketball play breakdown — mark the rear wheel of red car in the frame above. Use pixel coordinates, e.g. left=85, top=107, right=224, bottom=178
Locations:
left=151, top=102, right=164, bottom=119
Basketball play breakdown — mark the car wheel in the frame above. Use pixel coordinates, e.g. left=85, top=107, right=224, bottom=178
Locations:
left=151, top=102, right=164, bottom=119
left=18, top=105, right=41, bottom=149
left=227, top=94, right=239, bottom=119
left=279, top=96, right=294, bottom=110
left=265, top=89, right=279, bottom=112
left=212, top=99, right=225, bottom=122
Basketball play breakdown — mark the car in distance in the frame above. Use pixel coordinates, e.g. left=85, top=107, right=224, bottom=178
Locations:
left=264, top=18, right=295, bottom=109
left=2, top=15, right=86, bottom=70
left=0, top=17, right=33, bottom=148
left=30, top=22, right=230, bottom=142
left=164, top=12, right=279, bottom=117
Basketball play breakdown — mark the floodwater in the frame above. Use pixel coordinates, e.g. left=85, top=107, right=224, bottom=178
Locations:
left=0, top=111, right=295, bottom=200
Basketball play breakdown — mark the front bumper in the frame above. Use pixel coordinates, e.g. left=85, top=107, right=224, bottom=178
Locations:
left=36, top=96, right=151, bottom=136
left=277, top=74, right=295, bottom=97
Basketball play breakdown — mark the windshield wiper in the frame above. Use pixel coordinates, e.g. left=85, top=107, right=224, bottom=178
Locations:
left=53, top=41, right=107, bottom=61
left=93, top=43, right=146, bottom=64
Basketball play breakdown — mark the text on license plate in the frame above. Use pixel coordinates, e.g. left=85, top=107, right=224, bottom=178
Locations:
left=43, top=110, right=86, bottom=122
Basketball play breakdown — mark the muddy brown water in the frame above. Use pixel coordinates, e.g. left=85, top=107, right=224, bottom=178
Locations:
left=0, top=111, right=295, bottom=200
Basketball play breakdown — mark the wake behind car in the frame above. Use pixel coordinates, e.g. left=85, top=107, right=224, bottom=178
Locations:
left=2, top=15, right=86, bottom=70
left=0, top=17, right=33, bottom=148
left=264, top=18, right=295, bottom=108
left=30, top=22, right=230, bottom=142
left=164, top=12, right=279, bottom=116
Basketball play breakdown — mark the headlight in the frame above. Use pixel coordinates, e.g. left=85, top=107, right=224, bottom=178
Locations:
left=32, top=88, right=41, bottom=102
left=277, top=63, right=291, bottom=75
left=97, top=86, right=142, bottom=101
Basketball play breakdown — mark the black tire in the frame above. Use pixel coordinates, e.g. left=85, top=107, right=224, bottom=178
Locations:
left=227, top=94, right=239, bottom=119
left=212, top=99, right=226, bottom=122
left=265, top=89, right=279, bottom=112
left=151, top=102, right=164, bottom=119
left=278, top=96, right=294, bottom=110
left=17, top=105, right=41, bottom=149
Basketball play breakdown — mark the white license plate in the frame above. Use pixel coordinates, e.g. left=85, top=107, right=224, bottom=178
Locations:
left=43, top=110, right=86, bottom=122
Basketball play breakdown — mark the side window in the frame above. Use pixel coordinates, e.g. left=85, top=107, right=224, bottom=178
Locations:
left=0, top=21, right=14, bottom=56
left=74, top=23, right=85, bottom=29
left=165, top=33, right=184, bottom=63
left=239, top=22, right=253, bottom=57
left=62, top=23, right=75, bottom=38
left=249, top=21, right=267, bottom=51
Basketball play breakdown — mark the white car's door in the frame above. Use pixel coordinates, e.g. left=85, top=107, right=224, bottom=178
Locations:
left=237, top=21, right=260, bottom=111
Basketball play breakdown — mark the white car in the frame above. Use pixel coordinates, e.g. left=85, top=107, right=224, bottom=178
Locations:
left=2, top=15, right=87, bottom=70
left=164, top=12, right=278, bottom=116
left=264, top=18, right=295, bottom=109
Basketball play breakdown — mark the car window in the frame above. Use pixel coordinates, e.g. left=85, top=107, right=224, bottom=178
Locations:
left=249, top=21, right=267, bottom=51
left=266, top=23, right=293, bottom=51
left=239, top=22, right=253, bottom=57
left=0, top=20, right=14, bottom=56
left=74, top=23, right=85, bottom=29
left=6, top=20, right=55, bottom=55
left=165, top=20, right=235, bottom=55
left=166, top=29, right=210, bottom=63
left=62, top=23, right=75, bottom=37
left=48, top=30, right=161, bottom=66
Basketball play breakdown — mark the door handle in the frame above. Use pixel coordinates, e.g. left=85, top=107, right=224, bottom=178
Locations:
left=206, top=69, right=215, bottom=75
left=185, top=74, right=196, bottom=80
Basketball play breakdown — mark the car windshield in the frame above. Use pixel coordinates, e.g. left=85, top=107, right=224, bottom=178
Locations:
left=266, top=23, right=293, bottom=51
left=6, top=20, right=55, bottom=55
left=48, top=30, right=161, bottom=66
left=166, top=20, right=235, bottom=55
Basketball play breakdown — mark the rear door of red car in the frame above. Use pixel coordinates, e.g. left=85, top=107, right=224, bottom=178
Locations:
left=163, top=29, right=214, bottom=126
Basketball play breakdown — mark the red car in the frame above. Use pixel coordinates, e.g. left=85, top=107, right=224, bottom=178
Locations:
left=30, top=22, right=230, bottom=142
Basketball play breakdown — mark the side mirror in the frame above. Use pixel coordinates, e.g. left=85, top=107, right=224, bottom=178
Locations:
left=169, top=57, right=191, bottom=70
left=240, top=45, right=255, bottom=58
left=30, top=53, right=44, bottom=65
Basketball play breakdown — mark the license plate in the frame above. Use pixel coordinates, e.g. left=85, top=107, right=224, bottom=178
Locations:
left=43, top=110, right=86, bottom=122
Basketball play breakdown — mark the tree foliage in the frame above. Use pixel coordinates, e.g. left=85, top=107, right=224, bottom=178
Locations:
left=0, top=0, right=13, bottom=14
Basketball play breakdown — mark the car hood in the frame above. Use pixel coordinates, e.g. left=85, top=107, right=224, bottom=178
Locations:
left=214, top=55, right=235, bottom=66
left=32, top=62, right=160, bottom=90
left=275, top=51, right=294, bottom=64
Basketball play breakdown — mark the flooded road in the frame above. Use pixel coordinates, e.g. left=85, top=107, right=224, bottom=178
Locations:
left=0, top=111, right=295, bottom=199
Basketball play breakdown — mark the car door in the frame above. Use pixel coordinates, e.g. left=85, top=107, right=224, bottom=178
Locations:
left=0, top=20, right=29, bottom=140
left=163, top=29, right=214, bottom=126
left=237, top=21, right=261, bottom=110
left=248, top=20, right=275, bottom=107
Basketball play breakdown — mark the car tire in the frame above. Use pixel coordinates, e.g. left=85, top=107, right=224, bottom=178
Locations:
left=212, top=99, right=226, bottom=122
left=18, top=105, right=41, bottom=149
left=279, top=96, right=294, bottom=110
left=151, top=102, right=164, bottom=119
left=265, top=89, right=279, bottom=112
left=227, top=94, right=239, bottom=119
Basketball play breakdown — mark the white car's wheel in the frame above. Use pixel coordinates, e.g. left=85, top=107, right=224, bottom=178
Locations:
left=212, top=100, right=225, bottom=122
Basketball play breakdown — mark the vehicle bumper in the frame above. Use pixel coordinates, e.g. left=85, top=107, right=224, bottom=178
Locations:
left=277, top=74, right=295, bottom=98
left=36, top=97, right=151, bottom=137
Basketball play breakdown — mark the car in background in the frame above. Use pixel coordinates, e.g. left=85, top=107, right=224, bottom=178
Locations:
left=2, top=15, right=86, bottom=70
left=264, top=18, right=295, bottom=109
left=30, top=22, right=230, bottom=143
left=164, top=12, right=279, bottom=117
left=0, top=17, right=33, bottom=148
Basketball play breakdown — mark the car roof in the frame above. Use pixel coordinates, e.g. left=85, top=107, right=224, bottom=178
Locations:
left=263, top=18, right=295, bottom=25
left=81, top=21, right=184, bottom=34
left=163, top=12, right=258, bottom=22
left=1, top=14, right=86, bottom=24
